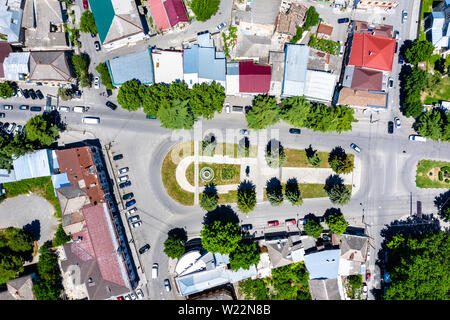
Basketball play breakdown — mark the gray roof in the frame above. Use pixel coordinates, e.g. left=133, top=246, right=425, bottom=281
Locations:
left=282, top=44, right=309, bottom=96
left=12, top=149, right=53, bottom=181
left=29, top=51, right=72, bottom=81
left=0, top=168, right=16, bottom=183
left=57, top=185, right=86, bottom=200
left=235, top=34, right=272, bottom=60
left=340, top=234, right=369, bottom=263
left=309, top=278, right=342, bottom=300
left=235, top=0, right=281, bottom=25
left=0, top=275, right=36, bottom=300
left=107, top=47, right=154, bottom=85
left=0, top=3, right=22, bottom=43
left=3, top=52, right=30, bottom=81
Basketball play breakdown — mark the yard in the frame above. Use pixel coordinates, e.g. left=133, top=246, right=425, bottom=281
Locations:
left=264, top=183, right=353, bottom=201
left=284, top=148, right=354, bottom=169
left=200, top=142, right=258, bottom=158
left=422, top=76, right=450, bottom=105
left=416, top=160, right=450, bottom=188
left=186, top=162, right=241, bottom=186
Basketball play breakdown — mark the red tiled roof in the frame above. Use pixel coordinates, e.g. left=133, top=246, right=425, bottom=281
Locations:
left=164, top=0, right=189, bottom=27
left=0, top=43, right=12, bottom=78
left=348, top=33, right=396, bottom=71
left=148, top=0, right=171, bottom=31
left=317, top=23, right=333, bottom=36
left=71, top=229, right=95, bottom=262
left=351, top=67, right=383, bottom=91
left=239, top=61, right=271, bottom=93
left=82, top=204, right=127, bottom=288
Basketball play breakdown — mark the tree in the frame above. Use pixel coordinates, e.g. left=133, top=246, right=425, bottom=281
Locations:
left=95, top=63, right=115, bottom=90
left=163, top=233, right=187, bottom=259
left=383, top=231, right=449, bottom=300
left=305, top=145, right=321, bottom=168
left=79, top=10, right=97, bottom=34
left=25, top=115, right=59, bottom=147
left=304, top=219, right=323, bottom=239
left=2, top=227, right=33, bottom=253
left=334, top=105, right=357, bottom=133
left=285, top=179, right=303, bottom=206
left=201, top=136, right=217, bottom=156
left=229, top=240, right=261, bottom=271
left=200, top=220, right=241, bottom=255
left=140, top=83, right=169, bottom=116
left=265, top=140, right=286, bottom=168
left=266, top=178, right=283, bottom=206
left=326, top=211, right=348, bottom=235
left=57, top=87, right=72, bottom=101
left=416, top=109, right=445, bottom=141
left=190, top=82, right=225, bottom=119
left=402, top=67, right=428, bottom=119
left=52, top=224, right=71, bottom=247
left=0, top=81, right=14, bottom=98
left=189, top=0, right=220, bottom=22
left=303, top=6, right=320, bottom=30
left=238, top=278, right=269, bottom=300
left=329, top=149, right=354, bottom=174
left=200, top=184, right=219, bottom=212
left=33, top=244, right=62, bottom=300
left=237, top=181, right=257, bottom=214
left=246, top=95, right=279, bottom=130
left=157, top=98, right=195, bottom=130
left=71, top=54, right=90, bottom=87
left=326, top=184, right=351, bottom=205
left=271, top=262, right=311, bottom=300
left=0, top=252, right=24, bottom=285
left=306, top=104, right=338, bottom=132
left=117, top=80, right=143, bottom=111
left=279, top=96, right=311, bottom=128
left=405, top=40, right=434, bottom=65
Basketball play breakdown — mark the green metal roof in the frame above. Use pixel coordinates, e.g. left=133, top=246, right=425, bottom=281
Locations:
left=89, top=0, right=115, bottom=44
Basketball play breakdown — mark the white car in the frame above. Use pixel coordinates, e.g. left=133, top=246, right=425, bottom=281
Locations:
left=124, top=294, right=131, bottom=300
left=394, top=117, right=401, bottom=128
left=136, top=289, right=144, bottom=299
left=402, top=10, right=408, bottom=23
left=409, top=134, right=426, bottom=142
left=350, top=143, right=361, bottom=153
left=130, top=292, right=138, bottom=300
left=127, top=207, right=137, bottom=216
left=128, top=215, right=140, bottom=223
left=118, top=167, right=129, bottom=175
left=164, top=279, right=171, bottom=292
left=58, top=106, right=70, bottom=112
left=94, top=76, right=100, bottom=89
left=131, top=221, right=142, bottom=228
left=239, top=129, right=249, bottom=135
left=362, top=284, right=368, bottom=295
left=117, top=175, right=129, bottom=183
left=152, top=263, right=158, bottom=279
left=216, top=21, right=227, bottom=31
left=225, top=103, right=230, bottom=114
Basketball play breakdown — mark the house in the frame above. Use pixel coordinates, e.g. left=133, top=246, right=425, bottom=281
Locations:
left=337, top=233, right=370, bottom=276
left=317, top=22, right=334, bottom=40
left=234, top=33, right=272, bottom=63
left=425, top=0, right=450, bottom=50
left=268, top=50, right=285, bottom=96
left=89, top=0, right=145, bottom=51
left=0, top=42, right=12, bottom=79
left=275, top=2, right=308, bottom=36
left=0, top=0, right=23, bottom=44
left=225, top=62, right=239, bottom=95
left=234, top=0, right=282, bottom=37
left=303, top=70, right=337, bottom=103
left=352, top=20, right=393, bottom=38
left=2, top=51, right=29, bottom=81
left=355, top=0, right=399, bottom=10
left=0, top=275, right=36, bottom=300
left=57, top=185, right=89, bottom=235
left=282, top=44, right=309, bottom=97
left=264, top=232, right=305, bottom=269
left=29, top=51, right=72, bottom=84
left=106, top=47, right=154, bottom=86
left=238, top=60, right=271, bottom=94
left=309, top=278, right=343, bottom=300
left=337, top=87, right=388, bottom=109
left=22, top=0, right=69, bottom=50
left=342, top=66, right=383, bottom=91
left=147, top=0, right=189, bottom=32
left=348, top=33, right=396, bottom=72
left=151, top=49, right=183, bottom=84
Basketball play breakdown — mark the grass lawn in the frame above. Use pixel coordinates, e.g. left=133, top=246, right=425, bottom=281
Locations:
left=264, top=184, right=353, bottom=200
left=284, top=148, right=354, bottom=169
left=421, top=0, right=434, bottom=20
left=186, top=162, right=241, bottom=186
left=2, top=176, right=62, bottom=218
left=200, top=143, right=257, bottom=158
left=416, top=160, right=450, bottom=188
left=161, top=142, right=195, bottom=206
left=422, top=77, right=450, bottom=105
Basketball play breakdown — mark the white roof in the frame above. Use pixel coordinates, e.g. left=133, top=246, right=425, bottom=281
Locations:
left=304, top=70, right=338, bottom=103
left=282, top=44, right=309, bottom=96
left=3, top=52, right=30, bottom=80
left=151, top=50, right=184, bottom=84
left=12, top=149, right=53, bottom=181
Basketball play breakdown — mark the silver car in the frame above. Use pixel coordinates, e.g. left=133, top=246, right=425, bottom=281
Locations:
left=350, top=143, right=361, bottom=153
left=164, top=279, right=171, bottom=292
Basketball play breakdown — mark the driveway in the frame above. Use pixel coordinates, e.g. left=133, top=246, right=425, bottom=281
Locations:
left=0, top=194, right=59, bottom=247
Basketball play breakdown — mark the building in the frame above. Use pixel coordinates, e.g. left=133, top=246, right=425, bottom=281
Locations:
left=29, top=51, right=72, bottom=84
left=147, top=0, right=189, bottom=32
left=106, top=47, right=154, bottom=86
left=282, top=44, right=309, bottom=97
left=348, top=33, right=396, bottom=72
left=337, top=87, right=387, bottom=109
left=352, top=20, right=393, bottom=38
left=309, top=278, right=343, bottom=300
left=337, top=233, right=370, bottom=276
left=425, top=0, right=450, bottom=50
left=275, top=2, right=307, bottom=36
left=2, top=51, right=29, bottom=81
left=225, top=62, right=239, bottom=95
left=57, top=185, right=89, bottom=235
left=151, top=49, right=183, bottom=84
left=0, top=42, right=12, bottom=79
left=238, top=60, right=271, bottom=94
left=355, top=0, right=398, bottom=10
left=0, top=0, right=23, bottom=44
left=342, top=66, right=383, bottom=91
left=264, top=232, right=305, bottom=268
left=234, top=33, right=273, bottom=63
left=303, top=70, right=337, bottom=103
left=317, top=22, right=334, bottom=40
left=89, top=0, right=145, bottom=51
left=22, top=0, right=69, bottom=50
left=234, top=0, right=282, bottom=37
left=268, top=50, right=285, bottom=96
left=0, top=275, right=36, bottom=300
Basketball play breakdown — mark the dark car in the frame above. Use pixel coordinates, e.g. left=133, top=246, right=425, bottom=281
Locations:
left=0, top=113, right=5, bottom=118
left=113, top=154, right=123, bottom=161
left=146, top=114, right=157, bottom=119
left=22, top=89, right=30, bottom=99
left=139, top=244, right=151, bottom=255
left=19, top=105, right=29, bottom=110
left=35, top=89, right=44, bottom=99
left=94, top=41, right=101, bottom=51
left=28, top=89, right=37, bottom=100
left=30, top=106, right=42, bottom=112
left=398, top=55, right=404, bottom=64
left=289, top=128, right=301, bottom=134
left=388, top=121, right=394, bottom=134
left=119, top=181, right=131, bottom=189
left=106, top=101, right=117, bottom=110
left=125, top=199, right=136, bottom=207
left=122, top=192, right=134, bottom=200
left=338, top=18, right=349, bottom=24
left=241, top=224, right=252, bottom=232
left=91, top=33, right=96, bottom=38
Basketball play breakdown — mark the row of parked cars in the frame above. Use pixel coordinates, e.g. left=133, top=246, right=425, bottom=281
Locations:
left=0, top=121, right=24, bottom=136
left=117, top=288, right=144, bottom=300
left=14, top=88, right=44, bottom=100
left=1, top=105, right=42, bottom=113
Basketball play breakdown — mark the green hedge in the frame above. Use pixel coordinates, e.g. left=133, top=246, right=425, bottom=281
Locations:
left=439, top=171, right=444, bottom=181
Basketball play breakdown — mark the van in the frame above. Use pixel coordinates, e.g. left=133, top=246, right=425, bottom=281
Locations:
left=409, top=134, right=426, bottom=142
left=152, top=263, right=158, bottom=279
left=73, top=106, right=86, bottom=113
left=82, top=117, right=100, bottom=124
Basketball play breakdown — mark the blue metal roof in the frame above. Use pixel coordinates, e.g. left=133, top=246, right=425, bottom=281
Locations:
left=12, top=149, right=53, bottom=181
left=198, top=46, right=226, bottom=81
left=226, top=62, right=239, bottom=75
left=183, top=45, right=198, bottom=74
left=51, top=173, right=70, bottom=189
left=107, top=47, right=154, bottom=85
left=197, top=32, right=214, bottom=48
left=304, top=249, right=341, bottom=280
left=282, top=44, right=309, bottom=96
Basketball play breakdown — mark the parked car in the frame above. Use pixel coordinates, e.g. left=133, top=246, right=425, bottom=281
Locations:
left=225, top=103, right=230, bottom=114
left=398, top=55, right=404, bottom=64
left=94, top=41, right=100, bottom=51
left=58, top=106, right=70, bottom=112
left=30, top=106, right=42, bottom=112
left=388, top=77, right=394, bottom=88
left=22, top=89, right=30, bottom=99
left=131, top=221, right=142, bottom=228
left=152, top=263, right=158, bottom=279
left=14, top=125, right=22, bottom=135
left=285, top=219, right=296, bottom=226
left=337, top=17, right=349, bottom=24
left=116, top=296, right=124, bottom=300
left=125, top=199, right=136, bottom=207
left=35, top=89, right=44, bottom=99
left=362, top=284, right=368, bottom=295
left=239, top=129, right=249, bottom=135
left=366, top=270, right=371, bottom=283
left=164, top=279, right=171, bottom=292
left=394, top=30, right=399, bottom=40
left=394, top=117, right=401, bottom=128
left=146, top=114, right=157, bottom=119
left=0, top=113, right=5, bottom=118
left=384, top=272, right=391, bottom=283
left=15, top=88, right=23, bottom=98
left=129, top=292, right=137, bottom=300
left=127, top=207, right=137, bottom=216
left=128, top=215, right=140, bottom=223
left=118, top=167, right=129, bottom=175
left=19, top=105, right=29, bottom=110
left=350, top=143, right=361, bottom=153
left=136, top=289, right=144, bottom=299
left=402, top=10, right=408, bottom=23
left=387, top=121, right=394, bottom=134
left=122, top=192, right=134, bottom=200
left=94, top=76, right=100, bottom=89
left=106, top=101, right=117, bottom=110
left=241, top=224, right=252, bottom=231
left=1, top=122, right=8, bottom=131
left=83, top=0, right=88, bottom=9
left=409, top=134, right=426, bottom=142
left=289, top=128, right=301, bottom=134
left=118, top=175, right=128, bottom=183
left=339, top=43, right=345, bottom=56
left=139, top=244, right=150, bottom=254
left=28, top=89, right=37, bottom=100
left=124, top=294, right=131, bottom=300
left=2, top=105, right=13, bottom=110
left=216, top=21, right=227, bottom=31
left=119, top=181, right=131, bottom=189
left=395, top=42, right=398, bottom=53
left=6, top=123, right=15, bottom=134
left=91, top=33, right=96, bottom=38
left=113, top=154, right=123, bottom=161
left=267, top=220, right=279, bottom=227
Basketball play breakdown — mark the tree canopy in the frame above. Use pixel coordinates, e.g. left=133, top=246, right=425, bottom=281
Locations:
left=200, top=184, right=219, bottom=212
left=266, top=178, right=284, bottom=206
left=33, top=244, right=62, bottom=300
left=285, top=179, right=303, bottom=206
left=405, top=40, right=434, bottom=65
left=328, top=149, right=354, bottom=174
left=304, top=219, right=323, bottom=239
left=229, top=240, right=261, bottom=271
left=189, top=0, right=220, bottom=22
left=326, top=183, right=351, bottom=205
left=401, top=67, right=428, bottom=118
left=0, top=81, right=14, bottom=98
left=71, top=54, right=90, bottom=87
left=25, top=115, right=59, bottom=147
left=265, top=141, right=287, bottom=168
left=157, top=99, right=196, bottom=130
left=280, top=96, right=311, bottom=128
left=246, top=95, right=279, bottom=130
left=200, top=220, right=241, bottom=255
left=326, top=211, right=348, bottom=235
left=79, top=10, right=97, bottom=34
left=95, top=63, right=115, bottom=90
left=52, top=224, right=71, bottom=247
left=237, top=181, right=257, bottom=214
left=163, top=233, right=187, bottom=259
left=303, top=6, right=320, bottom=30
left=416, top=109, right=446, bottom=141
left=190, top=82, right=225, bottom=119
left=117, top=80, right=143, bottom=111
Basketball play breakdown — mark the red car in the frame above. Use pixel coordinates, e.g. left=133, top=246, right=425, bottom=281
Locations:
left=116, top=296, right=124, bottom=300
left=285, top=219, right=296, bottom=226
left=366, top=270, right=371, bottom=283
left=83, top=0, right=88, bottom=9
left=267, top=220, right=279, bottom=227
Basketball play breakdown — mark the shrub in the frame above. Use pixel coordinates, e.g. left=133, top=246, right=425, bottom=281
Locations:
left=445, top=179, right=449, bottom=183
left=438, top=171, right=444, bottom=181
left=221, top=168, right=234, bottom=180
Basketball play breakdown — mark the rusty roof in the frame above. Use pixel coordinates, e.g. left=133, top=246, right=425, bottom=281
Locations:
left=338, top=88, right=387, bottom=108
left=276, top=3, right=307, bottom=36
left=317, top=22, right=333, bottom=36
